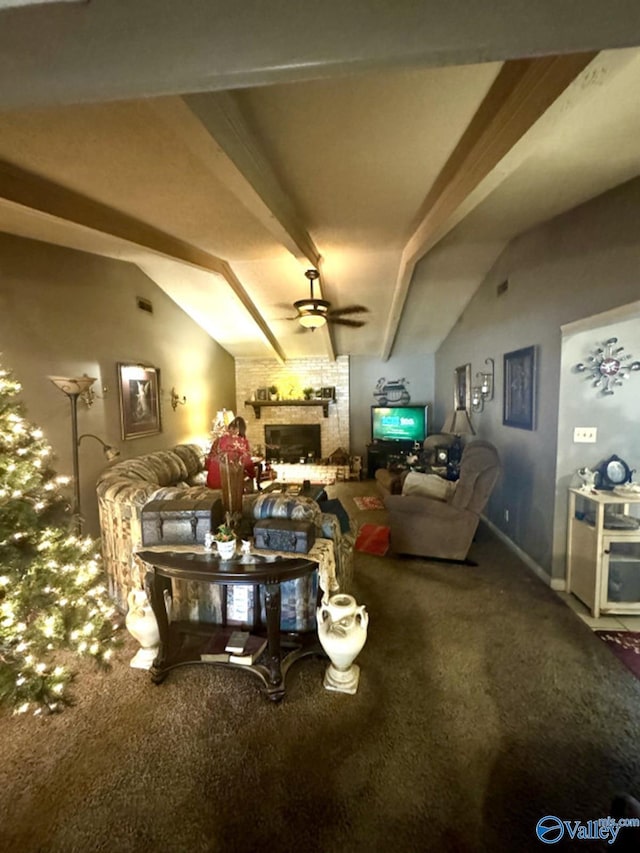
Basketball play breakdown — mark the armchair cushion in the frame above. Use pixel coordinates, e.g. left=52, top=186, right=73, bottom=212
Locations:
left=402, top=471, right=457, bottom=502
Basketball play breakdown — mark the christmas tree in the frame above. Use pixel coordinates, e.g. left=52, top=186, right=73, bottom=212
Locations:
left=0, top=361, right=120, bottom=715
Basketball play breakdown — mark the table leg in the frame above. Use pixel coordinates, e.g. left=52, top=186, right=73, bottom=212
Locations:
left=263, top=582, right=284, bottom=699
left=145, top=569, right=171, bottom=683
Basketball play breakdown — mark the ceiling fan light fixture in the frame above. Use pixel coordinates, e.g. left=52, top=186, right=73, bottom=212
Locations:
left=298, top=310, right=327, bottom=329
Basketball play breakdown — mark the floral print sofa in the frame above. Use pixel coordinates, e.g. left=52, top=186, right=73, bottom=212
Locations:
left=96, top=444, right=355, bottom=631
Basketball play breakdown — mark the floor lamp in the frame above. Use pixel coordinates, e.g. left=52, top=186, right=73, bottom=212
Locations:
left=48, top=375, right=120, bottom=533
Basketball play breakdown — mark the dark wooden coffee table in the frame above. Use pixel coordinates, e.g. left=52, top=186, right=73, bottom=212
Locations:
left=137, top=548, right=324, bottom=702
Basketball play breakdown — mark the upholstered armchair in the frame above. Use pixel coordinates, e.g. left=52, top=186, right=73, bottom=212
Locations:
left=375, top=433, right=456, bottom=499
left=383, top=440, right=500, bottom=561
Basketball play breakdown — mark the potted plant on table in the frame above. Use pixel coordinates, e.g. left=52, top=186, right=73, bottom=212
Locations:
left=213, top=521, right=237, bottom=560
left=268, top=384, right=278, bottom=401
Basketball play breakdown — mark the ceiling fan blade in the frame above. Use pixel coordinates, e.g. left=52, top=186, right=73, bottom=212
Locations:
left=327, top=305, right=369, bottom=317
left=328, top=317, right=367, bottom=328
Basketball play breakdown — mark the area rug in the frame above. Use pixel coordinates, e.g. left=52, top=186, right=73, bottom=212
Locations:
left=355, top=523, right=390, bottom=556
left=595, top=631, right=640, bottom=681
left=353, top=495, right=385, bottom=511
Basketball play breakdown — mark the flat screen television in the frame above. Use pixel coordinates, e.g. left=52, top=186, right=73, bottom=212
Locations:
left=371, top=405, right=428, bottom=444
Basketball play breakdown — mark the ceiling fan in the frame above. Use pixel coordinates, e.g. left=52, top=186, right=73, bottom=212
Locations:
left=290, top=269, right=369, bottom=330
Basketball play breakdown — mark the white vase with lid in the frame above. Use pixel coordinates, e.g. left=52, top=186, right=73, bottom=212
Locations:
left=317, top=593, right=368, bottom=694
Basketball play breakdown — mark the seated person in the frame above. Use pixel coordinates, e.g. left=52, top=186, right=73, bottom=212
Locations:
left=206, top=416, right=262, bottom=491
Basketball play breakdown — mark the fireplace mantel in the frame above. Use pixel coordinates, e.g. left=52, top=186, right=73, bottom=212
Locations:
left=244, top=399, right=332, bottom=419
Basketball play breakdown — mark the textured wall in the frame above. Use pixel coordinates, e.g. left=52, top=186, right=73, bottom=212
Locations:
left=434, top=177, right=640, bottom=579
left=0, top=233, right=235, bottom=537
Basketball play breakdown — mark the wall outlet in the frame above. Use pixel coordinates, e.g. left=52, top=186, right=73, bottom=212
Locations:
left=573, top=427, right=597, bottom=443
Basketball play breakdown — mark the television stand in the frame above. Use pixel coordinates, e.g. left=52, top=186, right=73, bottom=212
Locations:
left=366, top=441, right=414, bottom=479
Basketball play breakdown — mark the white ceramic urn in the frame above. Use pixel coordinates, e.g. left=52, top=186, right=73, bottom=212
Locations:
left=125, top=589, right=160, bottom=669
left=215, top=538, right=237, bottom=560
left=317, top=593, right=368, bottom=694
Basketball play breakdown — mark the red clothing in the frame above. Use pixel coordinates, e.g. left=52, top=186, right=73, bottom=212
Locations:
left=206, top=433, right=256, bottom=489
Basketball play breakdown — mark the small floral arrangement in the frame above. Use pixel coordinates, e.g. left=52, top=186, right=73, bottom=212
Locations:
left=268, top=384, right=278, bottom=396
left=303, top=387, right=314, bottom=400
left=213, top=522, right=235, bottom=542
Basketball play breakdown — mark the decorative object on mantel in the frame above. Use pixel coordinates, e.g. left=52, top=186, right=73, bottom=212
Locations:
left=471, top=357, right=495, bottom=413
left=256, top=387, right=268, bottom=401
left=170, top=387, right=187, bottom=411
left=575, top=337, right=640, bottom=396
left=303, top=387, right=314, bottom=400
left=268, top=384, right=278, bottom=401
left=317, top=593, right=368, bottom=694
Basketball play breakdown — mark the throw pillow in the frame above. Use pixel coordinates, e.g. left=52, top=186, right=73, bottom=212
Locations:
left=402, top=471, right=457, bottom=502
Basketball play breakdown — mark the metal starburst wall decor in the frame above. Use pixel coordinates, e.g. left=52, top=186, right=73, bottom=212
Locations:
left=575, top=336, right=640, bottom=395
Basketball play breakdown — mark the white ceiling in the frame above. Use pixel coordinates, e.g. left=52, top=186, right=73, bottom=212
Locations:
left=1, top=1, right=640, bottom=362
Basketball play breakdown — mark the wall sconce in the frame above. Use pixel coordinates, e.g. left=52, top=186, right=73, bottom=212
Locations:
left=471, top=358, right=495, bottom=413
left=170, top=387, right=187, bottom=411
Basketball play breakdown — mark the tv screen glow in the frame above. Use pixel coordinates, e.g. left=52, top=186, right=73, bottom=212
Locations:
left=371, top=406, right=427, bottom=443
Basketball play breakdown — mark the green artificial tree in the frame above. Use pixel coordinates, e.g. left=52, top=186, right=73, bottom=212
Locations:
left=0, top=362, right=120, bottom=715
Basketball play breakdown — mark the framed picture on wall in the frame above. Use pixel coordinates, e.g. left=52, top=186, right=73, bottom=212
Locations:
left=503, top=345, right=536, bottom=430
left=454, top=364, right=472, bottom=411
left=117, top=363, right=161, bottom=440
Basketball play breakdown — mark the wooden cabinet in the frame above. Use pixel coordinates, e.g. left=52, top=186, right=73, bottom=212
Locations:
left=566, top=488, right=640, bottom=618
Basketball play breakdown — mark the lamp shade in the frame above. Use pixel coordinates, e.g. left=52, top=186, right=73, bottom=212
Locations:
left=441, top=408, right=476, bottom=436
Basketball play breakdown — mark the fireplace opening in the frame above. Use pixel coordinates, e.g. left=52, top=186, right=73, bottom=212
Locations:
left=264, top=424, right=321, bottom=463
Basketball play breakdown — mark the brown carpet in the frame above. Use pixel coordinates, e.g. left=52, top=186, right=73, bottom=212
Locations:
left=1, top=482, right=640, bottom=852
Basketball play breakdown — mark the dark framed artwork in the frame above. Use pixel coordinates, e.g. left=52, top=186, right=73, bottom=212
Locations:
left=320, top=386, right=336, bottom=400
left=117, top=363, right=161, bottom=440
left=503, top=345, right=536, bottom=430
left=255, top=387, right=268, bottom=401
left=454, top=364, right=471, bottom=411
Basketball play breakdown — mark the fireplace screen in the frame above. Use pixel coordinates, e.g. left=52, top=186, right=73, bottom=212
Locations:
left=264, top=424, right=321, bottom=463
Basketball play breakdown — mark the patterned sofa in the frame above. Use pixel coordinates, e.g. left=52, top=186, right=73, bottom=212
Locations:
left=96, top=444, right=356, bottom=631
left=96, top=443, right=218, bottom=611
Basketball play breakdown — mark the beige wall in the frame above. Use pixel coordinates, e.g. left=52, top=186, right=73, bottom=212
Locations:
left=0, top=233, right=235, bottom=537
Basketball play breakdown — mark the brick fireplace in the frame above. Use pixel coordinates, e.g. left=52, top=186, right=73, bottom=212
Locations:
left=234, top=356, right=350, bottom=460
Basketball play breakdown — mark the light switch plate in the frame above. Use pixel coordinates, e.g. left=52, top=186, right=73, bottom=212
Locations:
left=573, top=427, right=597, bottom=443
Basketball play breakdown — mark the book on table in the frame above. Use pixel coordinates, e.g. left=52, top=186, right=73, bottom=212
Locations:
left=225, top=630, right=250, bottom=653
left=200, top=633, right=267, bottom=665
left=229, top=635, right=268, bottom=666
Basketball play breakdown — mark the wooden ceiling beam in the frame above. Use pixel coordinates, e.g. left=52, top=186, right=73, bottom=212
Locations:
left=381, top=51, right=597, bottom=361
left=0, top=159, right=288, bottom=363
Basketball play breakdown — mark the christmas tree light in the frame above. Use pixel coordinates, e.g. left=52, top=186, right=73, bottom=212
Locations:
left=0, top=360, right=121, bottom=714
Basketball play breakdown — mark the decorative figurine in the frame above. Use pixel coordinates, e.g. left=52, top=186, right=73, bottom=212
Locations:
left=577, top=467, right=598, bottom=492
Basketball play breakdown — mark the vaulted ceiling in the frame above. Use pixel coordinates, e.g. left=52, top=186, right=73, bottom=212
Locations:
left=1, top=1, right=640, bottom=363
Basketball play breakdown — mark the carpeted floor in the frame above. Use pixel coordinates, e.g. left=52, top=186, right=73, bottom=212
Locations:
left=1, top=480, right=640, bottom=852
